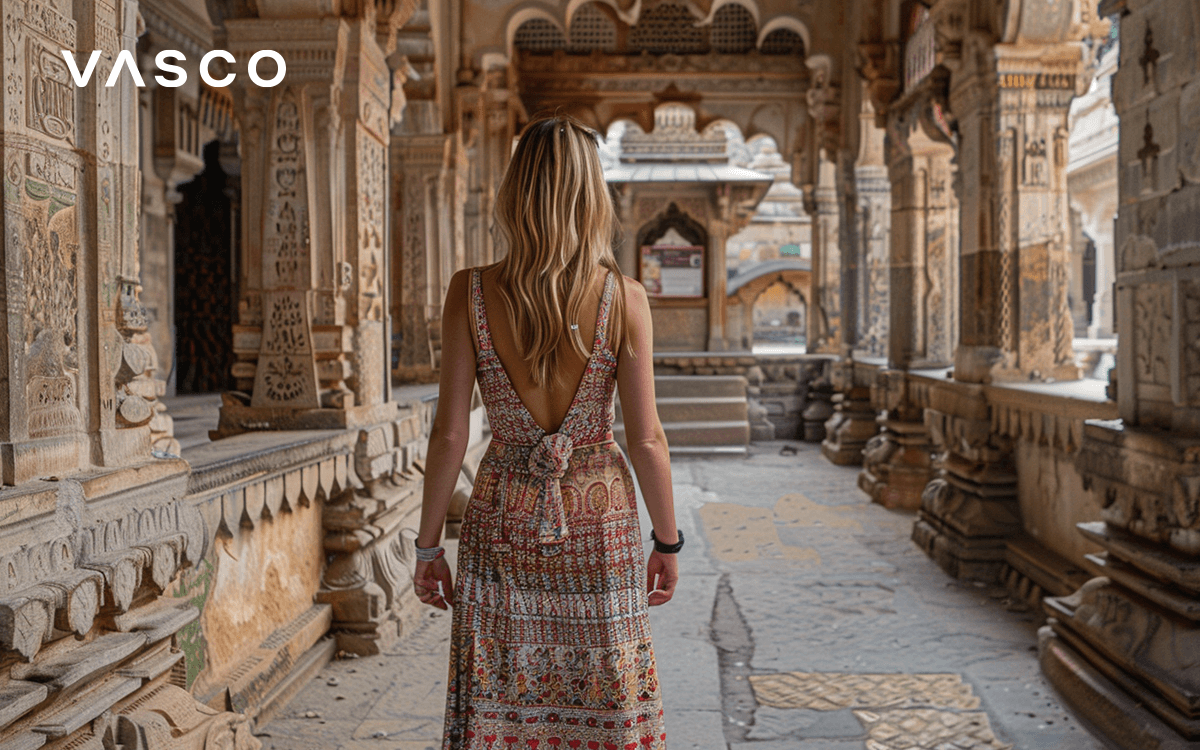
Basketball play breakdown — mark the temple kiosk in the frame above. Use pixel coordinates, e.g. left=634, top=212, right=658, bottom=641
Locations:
left=604, top=105, right=771, bottom=352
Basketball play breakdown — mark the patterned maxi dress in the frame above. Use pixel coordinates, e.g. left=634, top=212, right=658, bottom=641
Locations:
left=442, top=268, right=666, bottom=749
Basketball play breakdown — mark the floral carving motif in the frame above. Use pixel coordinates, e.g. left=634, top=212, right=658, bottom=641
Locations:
left=262, top=355, right=310, bottom=403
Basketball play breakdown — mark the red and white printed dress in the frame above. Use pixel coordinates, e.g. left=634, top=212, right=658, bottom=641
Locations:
left=441, top=268, right=666, bottom=749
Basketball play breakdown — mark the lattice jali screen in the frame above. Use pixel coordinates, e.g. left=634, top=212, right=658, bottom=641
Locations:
left=760, top=27, right=804, bottom=55
left=514, top=18, right=567, bottom=52
left=568, top=2, right=617, bottom=52
left=630, top=4, right=708, bottom=54
left=711, top=3, right=756, bottom=53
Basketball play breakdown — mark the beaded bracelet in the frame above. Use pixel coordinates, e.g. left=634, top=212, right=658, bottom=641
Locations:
left=414, top=544, right=445, bottom=562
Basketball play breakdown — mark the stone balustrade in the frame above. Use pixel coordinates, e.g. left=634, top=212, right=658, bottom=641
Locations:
left=847, top=363, right=1117, bottom=606
left=0, top=394, right=440, bottom=749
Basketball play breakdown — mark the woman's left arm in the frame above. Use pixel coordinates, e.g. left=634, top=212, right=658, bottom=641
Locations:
left=412, top=269, right=477, bottom=608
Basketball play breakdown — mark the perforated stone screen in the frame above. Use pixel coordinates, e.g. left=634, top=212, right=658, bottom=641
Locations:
left=760, top=27, right=804, bottom=55
left=630, top=4, right=708, bottom=54
left=711, top=3, right=756, bottom=54
left=568, top=2, right=617, bottom=53
left=514, top=18, right=567, bottom=52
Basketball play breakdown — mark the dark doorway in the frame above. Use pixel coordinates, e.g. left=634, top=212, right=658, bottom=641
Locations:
left=173, top=140, right=235, bottom=394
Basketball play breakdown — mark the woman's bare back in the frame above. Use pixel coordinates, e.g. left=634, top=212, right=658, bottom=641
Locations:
left=477, top=264, right=611, bottom=434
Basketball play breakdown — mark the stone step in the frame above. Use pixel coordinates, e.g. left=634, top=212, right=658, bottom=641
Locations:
left=615, top=420, right=751, bottom=448
left=613, top=374, right=749, bottom=456
left=615, top=395, right=748, bottom=424
left=652, top=375, right=748, bottom=400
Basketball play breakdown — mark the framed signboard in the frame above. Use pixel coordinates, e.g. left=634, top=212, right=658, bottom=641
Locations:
left=640, top=245, right=704, bottom=298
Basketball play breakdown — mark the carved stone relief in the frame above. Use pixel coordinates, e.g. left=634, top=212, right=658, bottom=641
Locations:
left=1133, top=282, right=1171, bottom=387
left=23, top=178, right=81, bottom=440
left=358, top=135, right=385, bottom=323
left=1183, top=279, right=1200, bottom=405
left=251, top=292, right=320, bottom=409
left=264, top=91, right=308, bottom=289
left=25, top=38, right=74, bottom=144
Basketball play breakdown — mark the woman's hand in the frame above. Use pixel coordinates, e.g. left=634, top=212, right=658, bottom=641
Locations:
left=646, top=550, right=679, bottom=606
left=413, top=557, right=455, bottom=610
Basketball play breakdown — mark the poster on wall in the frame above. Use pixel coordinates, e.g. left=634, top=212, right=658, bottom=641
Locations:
left=641, top=245, right=704, bottom=298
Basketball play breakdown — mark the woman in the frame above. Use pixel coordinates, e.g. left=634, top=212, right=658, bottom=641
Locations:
left=411, top=113, right=681, bottom=750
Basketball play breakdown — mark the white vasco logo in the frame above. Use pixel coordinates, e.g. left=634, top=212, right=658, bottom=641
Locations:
left=61, top=49, right=286, bottom=88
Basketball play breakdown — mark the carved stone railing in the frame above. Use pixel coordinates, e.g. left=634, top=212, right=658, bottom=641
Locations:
left=0, top=463, right=258, bottom=749
left=180, top=400, right=430, bottom=719
left=908, top=373, right=1115, bottom=597
left=0, top=392, right=441, bottom=749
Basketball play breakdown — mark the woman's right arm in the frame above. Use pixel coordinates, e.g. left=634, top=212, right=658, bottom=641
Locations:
left=616, top=279, right=679, bottom=606
left=412, top=268, right=476, bottom=608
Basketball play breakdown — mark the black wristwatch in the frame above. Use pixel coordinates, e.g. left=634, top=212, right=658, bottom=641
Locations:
left=651, top=529, right=684, bottom=554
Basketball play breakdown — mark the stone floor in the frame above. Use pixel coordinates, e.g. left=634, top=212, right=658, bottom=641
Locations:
left=257, top=442, right=1105, bottom=750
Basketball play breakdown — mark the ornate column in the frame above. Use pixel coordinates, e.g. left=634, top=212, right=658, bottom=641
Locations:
left=391, top=134, right=454, bottom=381
left=808, top=153, right=841, bottom=354
left=885, top=109, right=958, bottom=370
left=1039, top=1, right=1200, bottom=746
left=820, top=359, right=878, bottom=465
left=950, top=40, right=1082, bottom=384
left=856, top=96, right=891, bottom=360
left=858, top=94, right=955, bottom=508
left=217, top=16, right=398, bottom=436
left=916, top=0, right=1099, bottom=581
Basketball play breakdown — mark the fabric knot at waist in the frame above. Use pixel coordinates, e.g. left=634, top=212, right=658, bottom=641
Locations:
left=528, top=432, right=574, bottom=545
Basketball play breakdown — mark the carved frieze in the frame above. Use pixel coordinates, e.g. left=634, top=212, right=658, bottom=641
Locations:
left=0, top=477, right=204, bottom=663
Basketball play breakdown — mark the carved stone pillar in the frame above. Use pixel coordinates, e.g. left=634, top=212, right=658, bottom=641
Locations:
left=458, top=76, right=513, bottom=270
left=217, top=18, right=397, bottom=436
left=1039, top=1, right=1200, bottom=746
left=860, top=370, right=934, bottom=510
left=950, top=38, right=1083, bottom=384
left=885, top=108, right=958, bottom=369
left=913, top=2, right=1101, bottom=584
left=820, top=360, right=879, bottom=466
left=391, top=134, right=453, bottom=382
left=0, top=0, right=183, bottom=483
left=856, top=96, right=891, bottom=360
left=808, top=153, right=841, bottom=354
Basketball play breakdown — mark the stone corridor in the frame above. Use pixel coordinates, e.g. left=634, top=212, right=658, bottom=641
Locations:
left=258, top=444, right=1101, bottom=750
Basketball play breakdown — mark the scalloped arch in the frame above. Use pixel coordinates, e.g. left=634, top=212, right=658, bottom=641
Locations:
left=757, top=16, right=810, bottom=55
left=698, top=0, right=760, bottom=28
left=506, top=5, right=567, bottom=57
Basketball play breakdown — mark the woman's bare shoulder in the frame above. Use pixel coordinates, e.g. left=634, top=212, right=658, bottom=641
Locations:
left=621, top=275, right=650, bottom=309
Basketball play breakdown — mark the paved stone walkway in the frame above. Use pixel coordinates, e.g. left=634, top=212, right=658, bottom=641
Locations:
left=259, top=442, right=1103, bottom=750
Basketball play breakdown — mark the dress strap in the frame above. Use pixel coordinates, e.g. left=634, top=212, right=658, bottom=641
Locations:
left=592, top=271, right=618, bottom=352
left=470, top=268, right=494, bottom=353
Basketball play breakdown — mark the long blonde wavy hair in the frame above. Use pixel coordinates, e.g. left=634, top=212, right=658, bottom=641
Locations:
left=493, top=113, right=628, bottom=389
